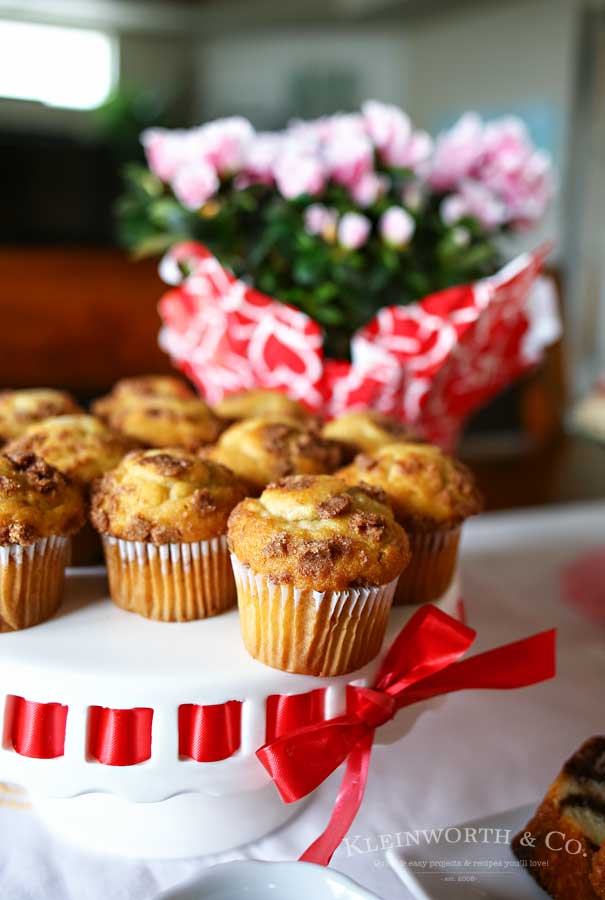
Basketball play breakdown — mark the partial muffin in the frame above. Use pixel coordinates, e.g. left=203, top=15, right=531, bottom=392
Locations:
left=213, top=389, right=313, bottom=424
left=338, top=442, right=482, bottom=605
left=91, top=448, right=246, bottom=621
left=513, top=737, right=605, bottom=899
left=0, top=452, right=85, bottom=631
left=323, top=410, right=422, bottom=462
left=207, top=417, right=341, bottom=495
left=92, top=374, right=195, bottom=422
left=4, top=415, right=135, bottom=564
left=228, top=474, right=410, bottom=675
left=99, top=395, right=223, bottom=451
left=0, top=388, right=81, bottom=444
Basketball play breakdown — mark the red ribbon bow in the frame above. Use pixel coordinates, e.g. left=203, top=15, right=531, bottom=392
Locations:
left=256, top=605, right=556, bottom=866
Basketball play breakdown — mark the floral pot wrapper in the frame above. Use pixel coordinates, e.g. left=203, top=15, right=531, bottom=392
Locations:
left=231, top=553, right=397, bottom=676
left=158, top=242, right=561, bottom=450
left=102, top=534, right=235, bottom=622
left=394, top=527, right=461, bottom=606
left=0, top=536, right=70, bottom=632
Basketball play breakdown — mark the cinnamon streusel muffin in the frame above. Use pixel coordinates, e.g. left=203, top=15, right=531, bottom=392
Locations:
left=207, top=417, right=341, bottom=495
left=91, top=448, right=246, bottom=621
left=0, top=388, right=81, bottom=445
left=339, top=442, right=482, bottom=605
left=228, top=474, right=410, bottom=675
left=92, top=374, right=196, bottom=422
left=0, top=452, right=85, bottom=631
left=213, top=389, right=314, bottom=424
left=5, top=415, right=134, bottom=564
left=323, top=410, right=422, bottom=463
left=98, top=395, right=223, bottom=451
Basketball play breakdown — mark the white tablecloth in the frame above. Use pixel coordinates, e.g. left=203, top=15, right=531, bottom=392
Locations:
left=2, top=501, right=604, bottom=900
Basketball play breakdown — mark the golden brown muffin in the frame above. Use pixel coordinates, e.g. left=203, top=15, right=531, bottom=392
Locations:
left=207, top=417, right=341, bottom=495
left=91, top=448, right=246, bottom=545
left=323, top=410, right=422, bottom=462
left=0, top=452, right=85, bottom=545
left=0, top=388, right=82, bottom=444
left=4, top=415, right=133, bottom=491
left=338, top=442, right=482, bottom=605
left=99, top=396, right=222, bottom=451
left=5, top=415, right=135, bottom=565
left=228, top=474, right=410, bottom=675
left=92, top=374, right=196, bottom=422
left=0, top=452, right=86, bottom=631
left=92, top=449, right=247, bottom=621
left=513, top=737, right=605, bottom=899
left=213, top=389, right=313, bottom=423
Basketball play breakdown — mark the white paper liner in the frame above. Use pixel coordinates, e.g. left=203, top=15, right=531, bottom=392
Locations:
left=0, top=536, right=70, bottom=631
left=231, top=554, right=397, bottom=675
left=103, top=534, right=235, bottom=621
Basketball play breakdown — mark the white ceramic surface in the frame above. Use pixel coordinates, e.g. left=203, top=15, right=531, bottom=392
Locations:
left=156, top=860, right=380, bottom=900
left=386, top=804, right=547, bottom=900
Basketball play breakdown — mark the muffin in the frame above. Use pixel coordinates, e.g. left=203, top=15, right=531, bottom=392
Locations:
left=0, top=388, right=81, bottom=445
left=323, top=410, right=422, bottom=463
left=213, top=389, right=313, bottom=424
left=228, top=474, right=410, bottom=675
left=339, top=442, right=482, bottom=606
left=98, top=395, right=223, bottom=451
left=4, top=415, right=134, bottom=564
left=0, top=452, right=85, bottom=631
left=91, top=448, right=246, bottom=621
left=206, top=417, right=341, bottom=495
left=92, top=374, right=196, bottom=422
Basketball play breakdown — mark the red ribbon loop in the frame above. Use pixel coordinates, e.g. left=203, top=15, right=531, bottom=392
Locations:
left=256, top=604, right=556, bottom=866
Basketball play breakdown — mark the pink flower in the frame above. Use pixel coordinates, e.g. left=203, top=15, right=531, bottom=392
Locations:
left=479, top=118, right=552, bottom=225
left=243, top=132, right=282, bottom=183
left=323, top=129, right=374, bottom=187
left=172, top=160, right=219, bottom=211
left=440, top=193, right=468, bottom=226
left=304, top=203, right=337, bottom=237
left=141, top=128, right=190, bottom=182
left=362, top=100, right=432, bottom=170
left=401, top=179, right=424, bottom=211
left=274, top=152, right=325, bottom=199
left=338, top=212, right=371, bottom=250
left=196, top=116, right=254, bottom=176
left=428, top=112, right=484, bottom=191
left=350, top=171, right=389, bottom=207
left=379, top=206, right=415, bottom=247
left=449, top=180, right=507, bottom=230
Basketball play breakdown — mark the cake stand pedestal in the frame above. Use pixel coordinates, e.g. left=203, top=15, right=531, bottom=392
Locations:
left=0, top=569, right=461, bottom=859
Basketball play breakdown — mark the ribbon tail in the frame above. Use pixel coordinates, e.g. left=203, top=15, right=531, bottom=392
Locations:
left=300, top=731, right=374, bottom=866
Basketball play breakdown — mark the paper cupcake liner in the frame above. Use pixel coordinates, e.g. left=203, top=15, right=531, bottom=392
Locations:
left=102, top=534, right=235, bottom=622
left=0, top=536, right=70, bottom=632
left=231, top=554, right=396, bottom=676
left=393, top=527, right=461, bottom=606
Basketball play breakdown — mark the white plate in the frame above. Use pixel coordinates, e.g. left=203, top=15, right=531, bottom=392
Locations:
left=157, top=860, right=380, bottom=899
left=386, top=804, right=547, bottom=899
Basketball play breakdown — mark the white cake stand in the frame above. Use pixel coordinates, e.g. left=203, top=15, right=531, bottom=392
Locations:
left=0, top=568, right=461, bottom=859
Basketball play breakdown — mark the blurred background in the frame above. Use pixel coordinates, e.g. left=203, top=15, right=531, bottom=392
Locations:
left=0, top=0, right=603, bottom=507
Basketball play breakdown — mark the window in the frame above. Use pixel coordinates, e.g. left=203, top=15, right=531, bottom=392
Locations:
left=0, top=19, right=116, bottom=110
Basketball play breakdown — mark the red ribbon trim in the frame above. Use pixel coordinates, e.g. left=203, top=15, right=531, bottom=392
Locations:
left=256, top=604, right=556, bottom=865
left=179, top=701, right=242, bottom=762
left=8, top=696, right=67, bottom=759
left=88, top=707, right=153, bottom=766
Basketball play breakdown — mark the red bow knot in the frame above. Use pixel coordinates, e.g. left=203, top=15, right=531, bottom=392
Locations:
left=256, top=604, right=556, bottom=866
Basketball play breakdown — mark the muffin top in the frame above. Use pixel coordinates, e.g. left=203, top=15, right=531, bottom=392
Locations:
left=4, top=415, right=133, bottom=489
left=91, top=447, right=247, bottom=544
left=92, top=374, right=195, bottom=421
left=207, top=417, right=341, bottom=495
left=213, top=389, right=313, bottom=423
left=228, top=474, right=410, bottom=591
left=338, top=442, right=482, bottom=531
left=0, top=388, right=82, bottom=444
left=0, top=452, right=86, bottom=544
left=323, top=410, right=421, bottom=461
left=99, top=396, right=223, bottom=451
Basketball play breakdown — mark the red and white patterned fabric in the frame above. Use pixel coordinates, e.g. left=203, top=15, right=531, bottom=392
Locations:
left=158, top=242, right=558, bottom=448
